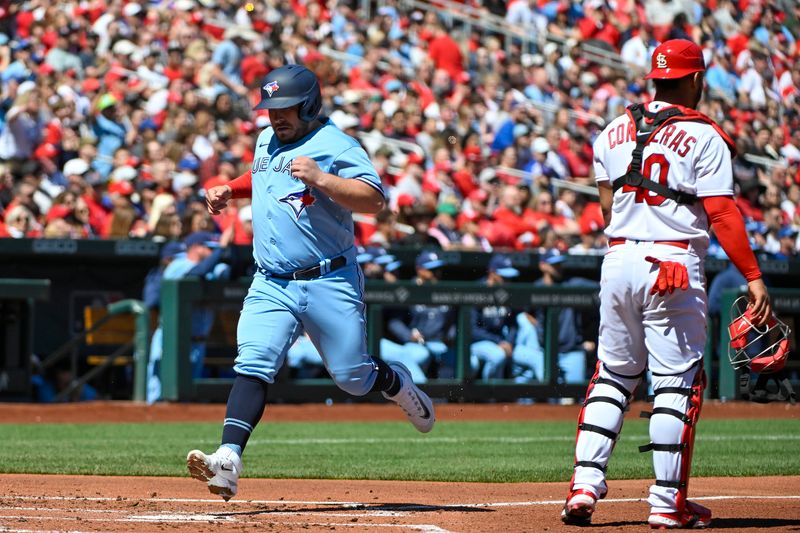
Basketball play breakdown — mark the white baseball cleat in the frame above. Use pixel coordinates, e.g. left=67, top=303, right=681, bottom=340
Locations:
left=383, top=362, right=435, bottom=433
left=648, top=501, right=712, bottom=529
left=186, top=446, right=242, bottom=501
left=561, top=489, right=597, bottom=525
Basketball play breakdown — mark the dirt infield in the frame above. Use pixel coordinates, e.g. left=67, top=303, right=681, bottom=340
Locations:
left=2, top=399, right=798, bottom=424
left=1, top=474, right=798, bottom=532
left=1, top=402, right=798, bottom=532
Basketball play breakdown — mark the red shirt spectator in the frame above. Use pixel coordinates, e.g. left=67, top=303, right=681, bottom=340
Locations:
left=492, top=186, right=540, bottom=248
left=727, top=25, right=752, bottom=61
left=15, top=8, right=34, bottom=38
left=577, top=5, right=621, bottom=49
left=578, top=201, right=605, bottom=235
left=241, top=54, right=270, bottom=86
left=736, top=192, right=765, bottom=222
left=428, top=28, right=464, bottom=78
left=560, top=139, right=592, bottom=178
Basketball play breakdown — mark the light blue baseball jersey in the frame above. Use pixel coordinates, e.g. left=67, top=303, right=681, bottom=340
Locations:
left=250, top=118, right=384, bottom=274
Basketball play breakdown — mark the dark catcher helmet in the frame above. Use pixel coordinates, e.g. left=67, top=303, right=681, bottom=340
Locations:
left=254, top=64, right=322, bottom=122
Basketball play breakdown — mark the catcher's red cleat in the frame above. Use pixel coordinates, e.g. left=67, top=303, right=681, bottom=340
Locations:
left=561, top=489, right=597, bottom=526
left=648, top=500, right=711, bottom=529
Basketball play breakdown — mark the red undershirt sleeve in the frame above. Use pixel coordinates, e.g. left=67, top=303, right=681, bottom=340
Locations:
left=228, top=170, right=252, bottom=199
left=702, top=195, right=762, bottom=282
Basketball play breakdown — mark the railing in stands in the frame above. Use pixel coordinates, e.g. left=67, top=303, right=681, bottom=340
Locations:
left=356, top=130, right=427, bottom=175
left=353, top=213, right=415, bottom=235
left=496, top=166, right=600, bottom=197
left=383, top=0, right=628, bottom=71
left=318, top=45, right=395, bottom=73
left=522, top=98, right=606, bottom=127
left=742, top=153, right=788, bottom=170
left=395, top=0, right=542, bottom=53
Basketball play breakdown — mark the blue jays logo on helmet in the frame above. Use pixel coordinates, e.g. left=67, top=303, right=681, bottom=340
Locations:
left=279, top=188, right=316, bottom=219
left=254, top=65, right=322, bottom=121
left=264, top=80, right=279, bottom=97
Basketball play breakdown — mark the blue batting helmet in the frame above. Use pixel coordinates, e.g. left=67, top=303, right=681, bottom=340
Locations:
left=254, top=64, right=322, bottom=122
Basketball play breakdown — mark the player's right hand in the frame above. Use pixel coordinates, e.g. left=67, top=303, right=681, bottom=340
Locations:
left=746, top=278, right=771, bottom=326
left=206, top=185, right=232, bottom=215
left=645, top=256, right=689, bottom=296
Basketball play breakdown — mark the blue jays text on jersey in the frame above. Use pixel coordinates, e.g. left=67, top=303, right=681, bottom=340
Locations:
left=249, top=118, right=384, bottom=275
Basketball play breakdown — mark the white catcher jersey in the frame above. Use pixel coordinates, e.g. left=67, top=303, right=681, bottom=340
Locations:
left=593, top=101, right=734, bottom=258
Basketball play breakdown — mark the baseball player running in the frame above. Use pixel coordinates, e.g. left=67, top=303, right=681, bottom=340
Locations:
left=561, top=40, right=771, bottom=529
left=186, top=64, right=435, bottom=501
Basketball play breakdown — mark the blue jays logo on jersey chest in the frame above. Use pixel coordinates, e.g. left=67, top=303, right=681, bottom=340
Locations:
left=280, top=188, right=316, bottom=219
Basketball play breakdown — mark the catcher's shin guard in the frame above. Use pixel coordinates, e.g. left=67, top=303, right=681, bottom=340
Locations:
left=569, top=362, right=642, bottom=501
left=640, top=362, right=706, bottom=515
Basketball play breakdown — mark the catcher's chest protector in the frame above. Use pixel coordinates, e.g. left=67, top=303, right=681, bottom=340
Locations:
left=612, top=104, right=737, bottom=205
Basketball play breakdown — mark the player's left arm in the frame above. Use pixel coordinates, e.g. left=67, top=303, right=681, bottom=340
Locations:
left=695, top=130, right=771, bottom=324
left=292, top=148, right=386, bottom=214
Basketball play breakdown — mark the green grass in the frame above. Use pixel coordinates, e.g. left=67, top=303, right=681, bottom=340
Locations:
left=1, top=419, right=799, bottom=482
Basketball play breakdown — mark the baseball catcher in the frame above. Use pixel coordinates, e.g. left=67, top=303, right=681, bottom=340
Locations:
left=561, top=39, right=773, bottom=529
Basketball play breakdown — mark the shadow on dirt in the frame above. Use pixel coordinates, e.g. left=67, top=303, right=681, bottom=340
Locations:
left=212, top=502, right=493, bottom=517
left=710, top=517, right=800, bottom=529
left=588, top=521, right=643, bottom=528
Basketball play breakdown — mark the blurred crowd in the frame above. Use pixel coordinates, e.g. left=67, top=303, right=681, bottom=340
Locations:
left=0, top=0, right=799, bottom=260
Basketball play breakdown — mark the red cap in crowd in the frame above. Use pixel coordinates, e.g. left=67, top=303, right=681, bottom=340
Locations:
left=34, top=143, right=59, bottom=160
left=406, top=152, right=424, bottom=166
left=644, top=39, right=706, bottom=80
left=422, top=178, right=442, bottom=193
left=468, top=189, right=488, bottom=203
left=46, top=205, right=74, bottom=223
left=108, top=181, right=135, bottom=196
left=464, top=146, right=483, bottom=162
left=82, top=78, right=101, bottom=93
left=434, top=160, right=452, bottom=173
left=396, top=193, right=415, bottom=207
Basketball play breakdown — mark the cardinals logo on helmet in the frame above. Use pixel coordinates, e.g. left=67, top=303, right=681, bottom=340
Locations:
left=264, top=81, right=279, bottom=97
left=280, top=188, right=316, bottom=219
left=655, top=53, right=668, bottom=69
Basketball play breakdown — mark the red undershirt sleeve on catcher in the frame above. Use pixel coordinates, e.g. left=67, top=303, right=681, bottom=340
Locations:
left=228, top=170, right=253, bottom=199
left=702, top=195, right=762, bottom=282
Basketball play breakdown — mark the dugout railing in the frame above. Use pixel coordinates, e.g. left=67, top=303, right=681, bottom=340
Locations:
left=157, top=282, right=800, bottom=404
left=158, top=279, right=599, bottom=403
left=35, top=299, right=151, bottom=402
left=2, top=238, right=798, bottom=402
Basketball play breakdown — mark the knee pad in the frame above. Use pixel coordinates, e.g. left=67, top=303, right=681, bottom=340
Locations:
left=639, top=363, right=705, bottom=511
